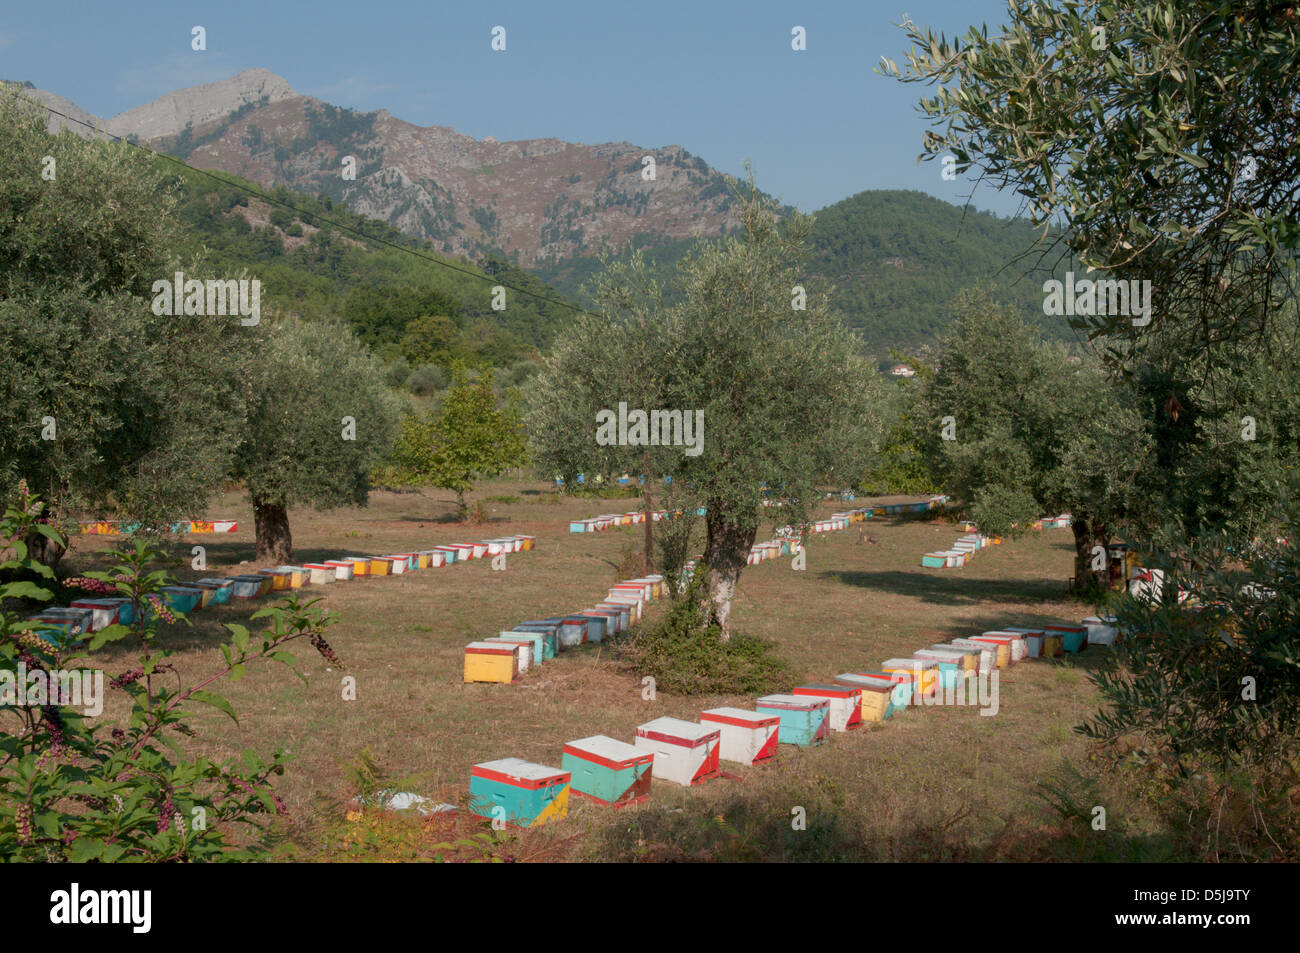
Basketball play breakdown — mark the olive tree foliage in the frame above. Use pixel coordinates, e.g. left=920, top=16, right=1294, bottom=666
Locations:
left=882, top=1, right=1300, bottom=363
left=229, top=319, right=401, bottom=563
left=919, top=289, right=1153, bottom=591
left=528, top=184, right=887, bottom=637
left=0, top=87, right=255, bottom=563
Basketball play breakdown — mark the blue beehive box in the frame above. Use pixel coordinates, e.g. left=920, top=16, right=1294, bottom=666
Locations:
left=755, top=694, right=830, bottom=748
left=194, top=578, right=235, bottom=606
left=496, top=631, right=546, bottom=667
left=469, top=758, right=570, bottom=828
left=162, top=586, right=203, bottom=614
left=550, top=617, right=587, bottom=649
left=514, top=621, right=560, bottom=660
left=562, top=735, right=654, bottom=807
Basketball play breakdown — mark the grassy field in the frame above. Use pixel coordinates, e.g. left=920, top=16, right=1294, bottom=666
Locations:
left=66, top=481, right=1173, bottom=861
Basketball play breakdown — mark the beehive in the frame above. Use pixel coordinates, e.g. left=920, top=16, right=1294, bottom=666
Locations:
left=554, top=617, right=588, bottom=649
left=982, top=630, right=1028, bottom=661
left=792, top=683, right=863, bottom=731
left=161, top=586, right=203, bottom=614
left=213, top=520, right=237, bottom=533
left=967, top=637, right=1011, bottom=668
left=519, top=535, right=536, bottom=551
left=831, top=673, right=895, bottom=721
left=376, top=556, right=406, bottom=575
left=699, top=708, right=780, bottom=765
left=463, top=641, right=520, bottom=684
left=922, top=552, right=949, bottom=568
left=755, top=694, right=830, bottom=748
left=595, top=603, right=632, bottom=632
left=634, top=717, right=721, bottom=786
left=513, top=621, right=561, bottom=660
left=193, top=578, right=235, bottom=607
left=302, top=564, right=336, bottom=585
left=229, top=574, right=267, bottom=598
left=881, top=658, right=938, bottom=696
left=483, top=637, right=533, bottom=673
left=1046, top=624, right=1088, bottom=654
left=571, top=613, right=607, bottom=643
left=497, top=630, right=547, bottom=665
left=862, top=671, right=916, bottom=713
left=1082, top=615, right=1120, bottom=646
left=323, top=560, right=356, bottom=580
left=912, top=649, right=968, bottom=691
left=562, top=735, right=654, bottom=807
left=434, top=546, right=459, bottom=565
left=469, top=758, right=570, bottom=827
left=69, top=599, right=122, bottom=631
left=343, top=557, right=372, bottom=577
left=929, top=644, right=981, bottom=675
left=34, top=607, right=93, bottom=634
left=257, top=568, right=292, bottom=591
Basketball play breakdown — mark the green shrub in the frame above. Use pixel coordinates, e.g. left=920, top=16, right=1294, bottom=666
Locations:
left=611, top=568, right=791, bottom=695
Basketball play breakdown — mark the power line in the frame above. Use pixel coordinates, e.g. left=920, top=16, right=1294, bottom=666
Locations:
left=31, top=98, right=600, bottom=317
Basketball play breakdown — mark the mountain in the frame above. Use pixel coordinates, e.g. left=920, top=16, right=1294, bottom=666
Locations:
left=21, top=69, right=745, bottom=267
left=538, top=189, right=1072, bottom=358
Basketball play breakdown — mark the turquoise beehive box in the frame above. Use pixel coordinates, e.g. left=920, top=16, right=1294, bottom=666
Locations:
left=562, top=735, right=653, bottom=807
left=756, top=694, right=830, bottom=748
left=469, top=758, right=570, bottom=828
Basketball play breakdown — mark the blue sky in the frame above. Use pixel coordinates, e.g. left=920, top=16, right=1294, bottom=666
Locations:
left=3, top=0, right=1022, bottom=215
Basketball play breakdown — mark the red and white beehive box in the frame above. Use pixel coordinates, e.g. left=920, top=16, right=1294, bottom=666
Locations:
left=700, top=708, right=779, bottom=765
left=792, top=683, right=863, bottom=731
left=322, top=560, right=356, bottom=580
left=634, top=717, right=720, bottom=786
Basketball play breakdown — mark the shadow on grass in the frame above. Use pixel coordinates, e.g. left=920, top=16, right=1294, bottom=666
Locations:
left=823, top=569, right=1068, bottom=606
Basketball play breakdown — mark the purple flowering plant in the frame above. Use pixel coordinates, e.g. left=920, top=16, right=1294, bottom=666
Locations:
left=2, top=486, right=345, bottom=861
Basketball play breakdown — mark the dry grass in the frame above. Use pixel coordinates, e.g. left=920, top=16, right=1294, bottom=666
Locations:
left=65, top=482, right=1164, bottom=861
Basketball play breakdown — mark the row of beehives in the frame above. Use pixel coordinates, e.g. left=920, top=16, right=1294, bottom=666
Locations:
left=77, top=518, right=239, bottom=535
left=569, top=508, right=704, bottom=533
left=22, top=536, right=536, bottom=650
left=463, top=616, right=1122, bottom=826
left=922, top=512, right=1072, bottom=569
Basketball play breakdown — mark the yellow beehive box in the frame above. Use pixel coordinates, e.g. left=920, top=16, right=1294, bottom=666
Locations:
left=970, top=637, right=1011, bottom=668
left=368, top=557, right=391, bottom=576
left=880, top=658, right=938, bottom=696
left=464, top=641, right=520, bottom=684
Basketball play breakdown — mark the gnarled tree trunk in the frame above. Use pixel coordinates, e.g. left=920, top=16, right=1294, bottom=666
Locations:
left=1071, top=518, right=1110, bottom=593
left=703, top=507, right=758, bottom=642
left=253, top=496, right=293, bottom=564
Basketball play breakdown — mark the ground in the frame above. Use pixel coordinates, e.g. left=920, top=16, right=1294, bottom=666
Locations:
left=67, top=481, right=1164, bottom=861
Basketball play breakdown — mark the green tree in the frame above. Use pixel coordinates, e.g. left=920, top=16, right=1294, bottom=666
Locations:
left=919, top=289, right=1152, bottom=591
left=0, top=87, right=255, bottom=564
left=400, top=314, right=460, bottom=367
left=230, top=319, right=401, bottom=562
left=528, top=181, right=887, bottom=637
left=393, top=368, right=528, bottom=518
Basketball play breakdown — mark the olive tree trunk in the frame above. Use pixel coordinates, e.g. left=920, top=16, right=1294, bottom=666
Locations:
left=253, top=496, right=294, bottom=564
left=1071, top=518, right=1110, bottom=593
left=703, top=507, right=758, bottom=641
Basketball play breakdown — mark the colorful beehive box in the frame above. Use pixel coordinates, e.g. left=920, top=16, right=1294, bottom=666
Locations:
left=257, top=568, right=293, bottom=591
left=756, top=694, right=831, bottom=748
left=881, top=658, right=938, bottom=696
left=553, top=617, right=588, bottom=649
left=929, top=644, right=981, bottom=676
left=340, top=557, right=371, bottom=577
left=951, top=639, right=998, bottom=670
left=69, top=598, right=122, bottom=631
left=793, top=683, right=863, bottom=731
left=366, top=556, right=391, bottom=576
left=831, top=673, right=895, bottom=721
left=922, top=552, right=949, bottom=568
left=34, top=607, right=94, bottom=634
left=189, top=520, right=215, bottom=533
left=193, top=578, right=235, bottom=607
left=603, top=593, right=644, bottom=622
left=569, top=520, right=589, bottom=533
left=967, top=637, right=1011, bottom=668
left=161, top=586, right=203, bottom=614
left=470, top=543, right=488, bottom=559
left=562, top=735, right=654, bottom=807
left=1043, top=632, right=1065, bottom=657
left=419, top=550, right=446, bottom=568
left=862, top=671, right=916, bottom=713
left=463, top=641, right=520, bottom=684
left=302, top=564, right=336, bottom=586
left=376, top=556, right=406, bottom=575
left=611, top=581, right=653, bottom=601
left=469, top=758, right=570, bottom=827
left=483, top=637, right=533, bottom=673
left=434, top=546, right=459, bottom=565
left=634, top=717, right=720, bottom=786
left=912, top=649, right=968, bottom=691
left=497, top=630, right=547, bottom=665
left=212, top=520, right=237, bottom=533
left=514, top=622, right=561, bottom=660
left=449, top=544, right=475, bottom=561
left=979, top=630, right=1027, bottom=661
left=519, top=535, right=536, bottom=551
left=1045, top=624, right=1087, bottom=654
left=1082, top=615, right=1120, bottom=646
left=582, top=608, right=620, bottom=638
left=595, top=603, right=631, bottom=632
left=570, top=613, right=607, bottom=643
left=24, top=615, right=83, bottom=649
left=225, top=574, right=263, bottom=598
left=699, top=708, right=780, bottom=765
left=321, top=560, right=356, bottom=581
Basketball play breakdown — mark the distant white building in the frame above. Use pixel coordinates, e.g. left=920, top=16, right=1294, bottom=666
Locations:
left=890, top=364, right=916, bottom=378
